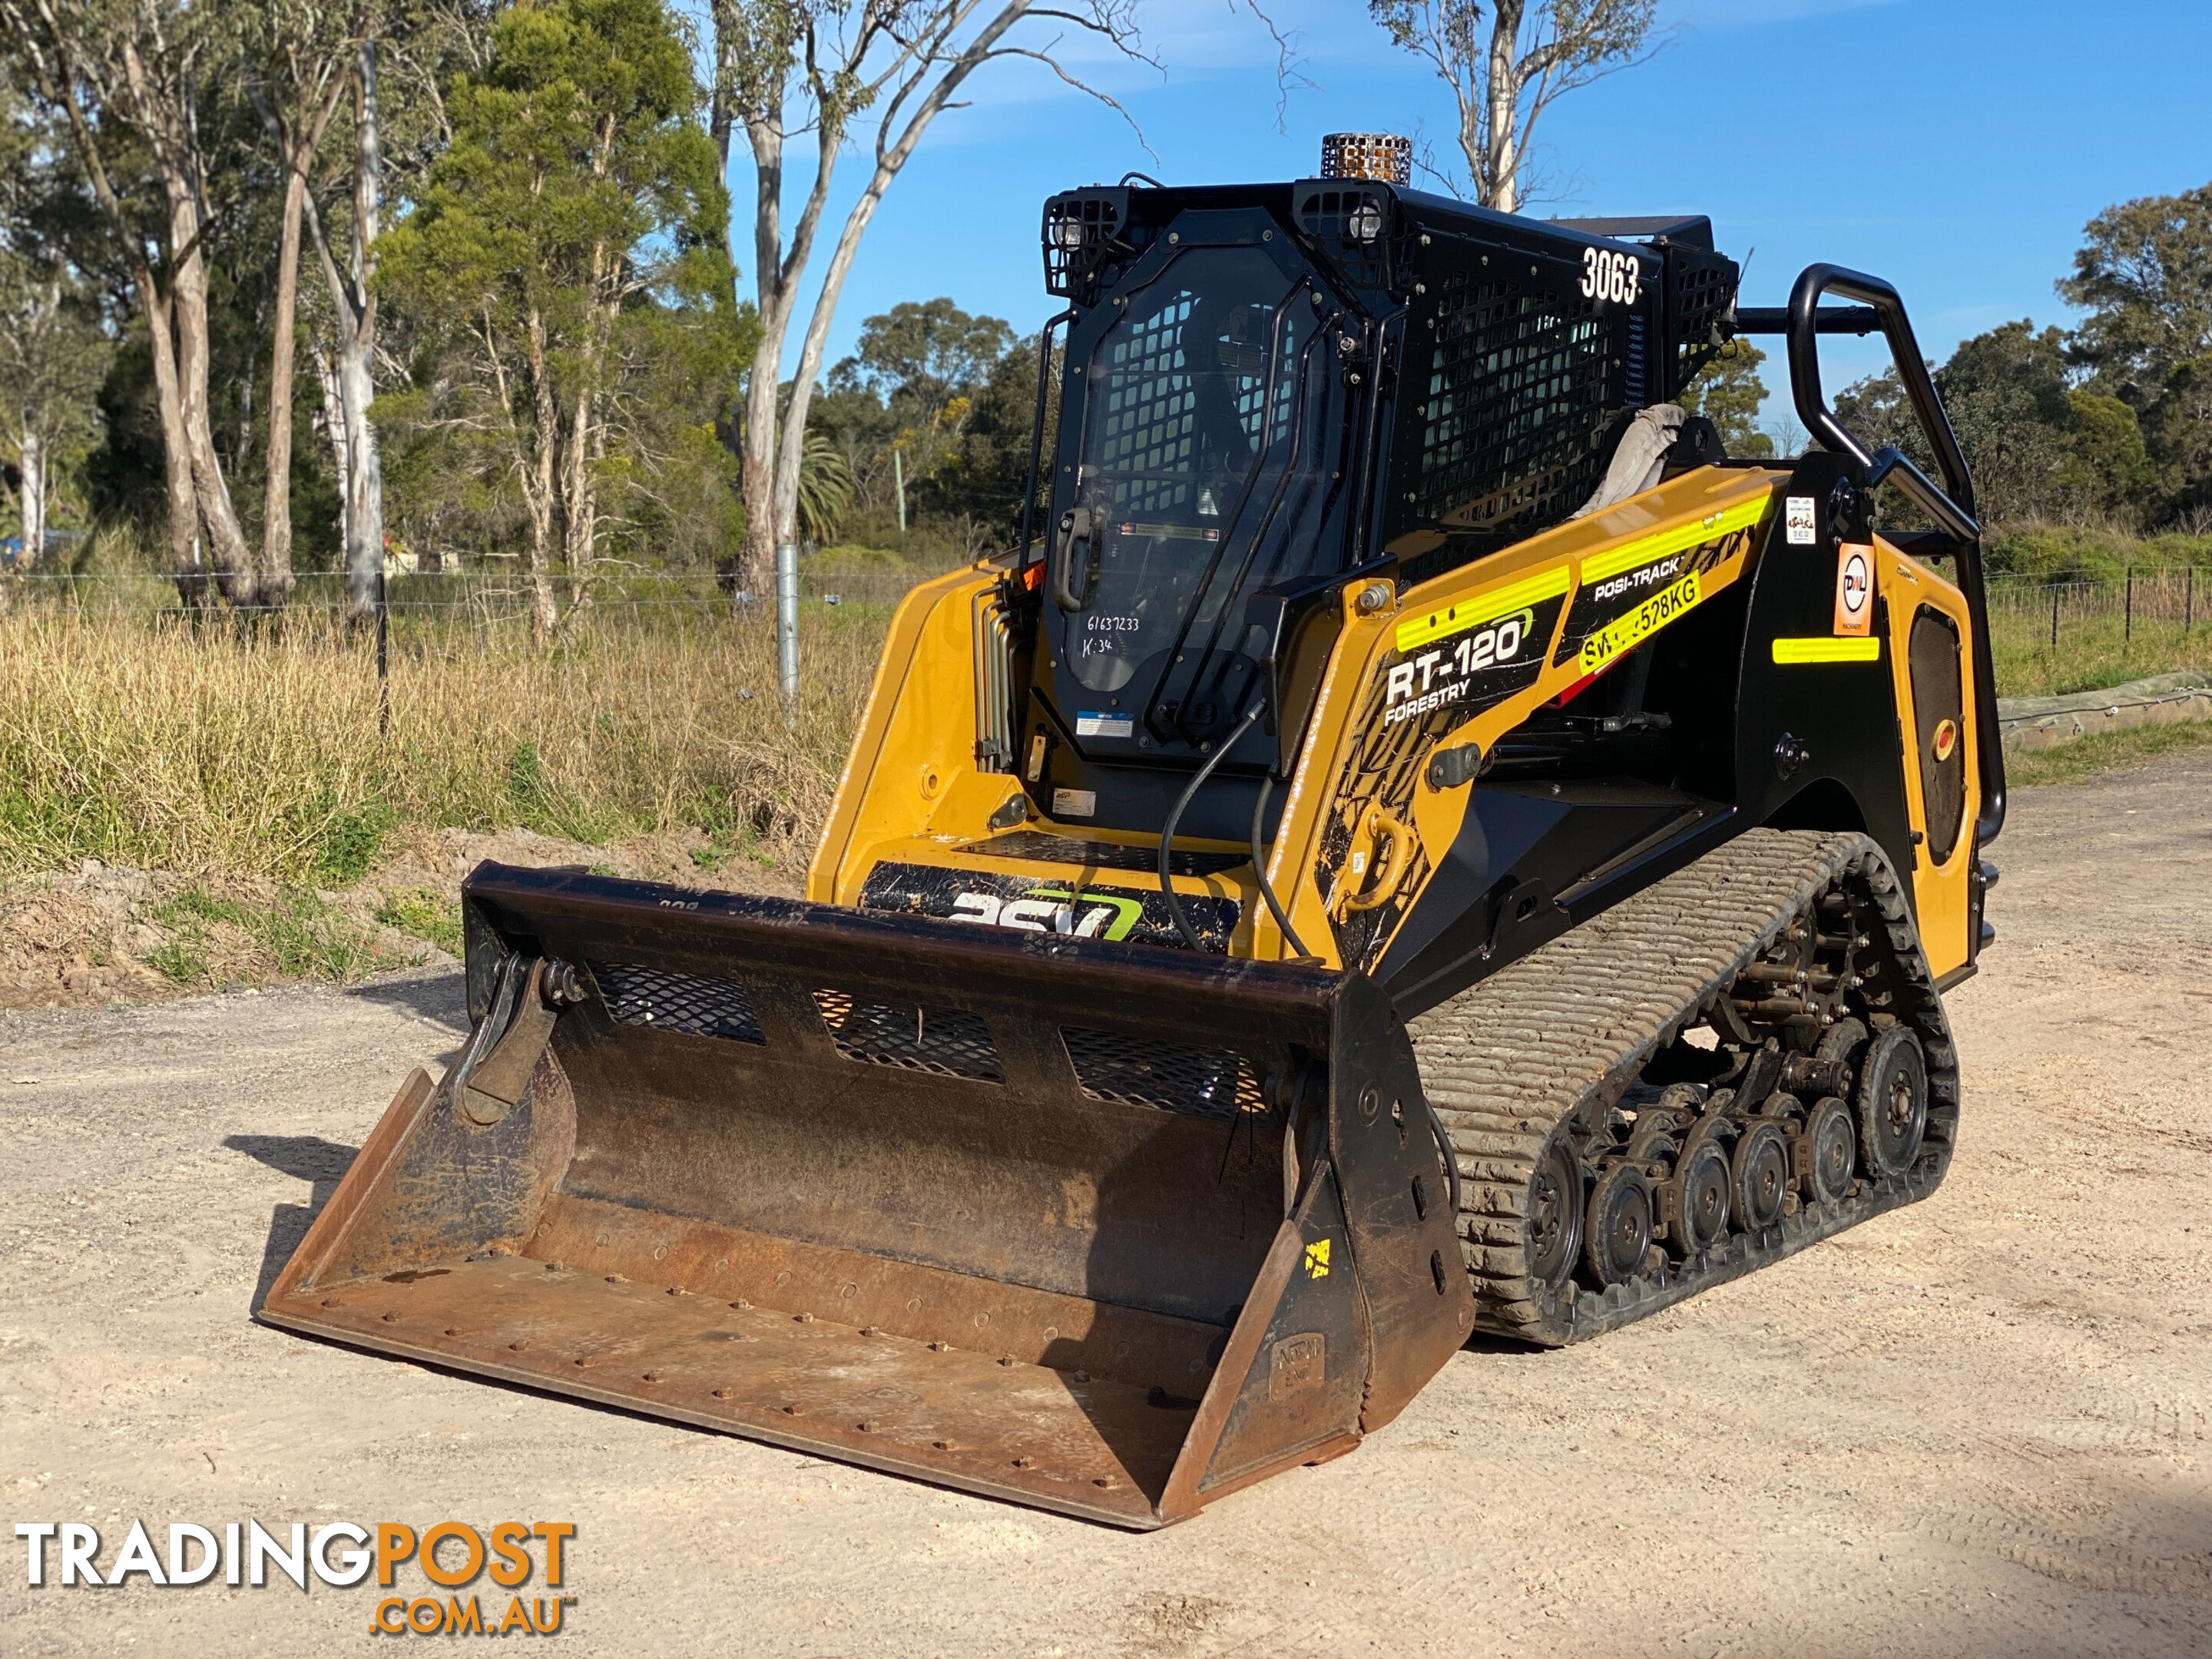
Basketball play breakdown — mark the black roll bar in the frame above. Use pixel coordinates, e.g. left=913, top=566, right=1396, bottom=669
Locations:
left=1731, top=265, right=2005, bottom=846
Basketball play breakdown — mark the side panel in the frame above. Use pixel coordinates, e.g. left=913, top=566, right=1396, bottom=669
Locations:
left=1879, top=546, right=1981, bottom=980
left=1732, top=453, right=1918, bottom=889
left=808, top=566, right=1012, bottom=902
left=1263, top=465, right=1786, bottom=985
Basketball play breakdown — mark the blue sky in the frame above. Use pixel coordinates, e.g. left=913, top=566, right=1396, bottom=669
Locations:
left=730, top=0, right=2212, bottom=427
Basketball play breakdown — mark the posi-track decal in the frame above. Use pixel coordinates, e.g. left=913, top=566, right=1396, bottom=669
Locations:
left=859, top=862, right=1240, bottom=952
left=1553, top=498, right=1770, bottom=668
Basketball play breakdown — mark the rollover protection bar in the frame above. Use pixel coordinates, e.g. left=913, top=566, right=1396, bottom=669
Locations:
left=1730, top=264, right=2006, bottom=847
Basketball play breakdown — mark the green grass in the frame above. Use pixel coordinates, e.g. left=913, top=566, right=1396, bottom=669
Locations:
left=2008, top=717, right=2212, bottom=786
left=149, top=885, right=399, bottom=987
left=373, top=887, right=464, bottom=956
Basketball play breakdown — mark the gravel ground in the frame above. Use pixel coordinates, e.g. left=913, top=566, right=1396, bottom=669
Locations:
left=2, top=753, right=2207, bottom=1657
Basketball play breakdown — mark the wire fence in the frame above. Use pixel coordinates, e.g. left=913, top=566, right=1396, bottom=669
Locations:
left=4, top=559, right=2204, bottom=664
left=0, top=563, right=936, bottom=626
left=1987, top=565, right=2204, bottom=647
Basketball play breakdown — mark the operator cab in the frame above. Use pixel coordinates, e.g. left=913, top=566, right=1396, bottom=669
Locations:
left=1012, top=154, right=1740, bottom=841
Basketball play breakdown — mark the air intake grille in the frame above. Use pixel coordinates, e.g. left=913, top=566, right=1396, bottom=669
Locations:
left=1415, top=270, right=1614, bottom=534
left=1062, top=1027, right=1266, bottom=1121
left=815, top=991, right=1005, bottom=1083
left=592, top=962, right=763, bottom=1045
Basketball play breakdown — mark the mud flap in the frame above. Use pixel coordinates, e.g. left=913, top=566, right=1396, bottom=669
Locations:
left=260, top=863, right=1474, bottom=1528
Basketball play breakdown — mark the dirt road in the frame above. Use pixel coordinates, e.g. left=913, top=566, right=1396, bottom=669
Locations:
left=3, top=755, right=2208, bottom=1657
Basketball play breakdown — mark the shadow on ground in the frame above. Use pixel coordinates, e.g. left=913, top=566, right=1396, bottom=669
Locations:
left=345, top=969, right=468, bottom=1026
left=225, top=1133, right=360, bottom=1306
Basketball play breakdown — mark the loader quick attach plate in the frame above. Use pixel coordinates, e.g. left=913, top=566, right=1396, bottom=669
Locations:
left=260, top=864, right=1472, bottom=1528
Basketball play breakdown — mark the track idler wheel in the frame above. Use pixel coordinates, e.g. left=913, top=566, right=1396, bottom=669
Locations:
left=1731, top=1119, right=1791, bottom=1233
left=1527, top=1141, right=1584, bottom=1293
left=1805, top=1095, right=1856, bottom=1206
left=1584, top=1163, right=1654, bottom=1286
left=1856, top=1025, right=1929, bottom=1178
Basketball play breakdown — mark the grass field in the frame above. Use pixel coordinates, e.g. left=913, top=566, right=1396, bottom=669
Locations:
left=1, top=569, right=2204, bottom=890
left=0, top=605, right=885, bottom=883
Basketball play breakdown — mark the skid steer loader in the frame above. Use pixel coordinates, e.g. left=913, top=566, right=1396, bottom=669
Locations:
left=263, top=137, right=2005, bottom=1528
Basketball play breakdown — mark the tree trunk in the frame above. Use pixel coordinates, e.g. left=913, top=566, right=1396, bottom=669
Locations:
left=338, top=39, right=386, bottom=622
left=313, top=336, right=350, bottom=523
left=259, top=162, right=310, bottom=610
left=524, top=307, right=559, bottom=647
left=19, top=415, right=43, bottom=573
left=770, top=147, right=905, bottom=548
left=561, top=385, right=594, bottom=607
left=164, top=173, right=256, bottom=604
left=1484, top=1, right=1525, bottom=214
left=138, top=270, right=207, bottom=606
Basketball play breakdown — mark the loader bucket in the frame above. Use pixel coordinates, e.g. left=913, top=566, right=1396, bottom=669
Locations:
left=261, top=863, right=1473, bottom=1528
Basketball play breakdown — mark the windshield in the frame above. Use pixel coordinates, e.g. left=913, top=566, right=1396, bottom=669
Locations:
left=1057, top=244, right=1353, bottom=746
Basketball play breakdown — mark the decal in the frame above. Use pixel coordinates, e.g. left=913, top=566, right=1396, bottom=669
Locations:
left=1772, top=636, right=1882, bottom=664
left=1396, top=566, right=1571, bottom=654
left=1302, top=1237, right=1332, bottom=1279
left=1578, top=247, right=1642, bottom=306
left=1051, top=788, right=1097, bottom=818
left=1078, top=613, right=1143, bottom=664
left=1578, top=569, right=1704, bottom=675
left=1786, top=495, right=1817, bottom=545
left=1382, top=606, right=1543, bottom=726
left=859, top=861, right=1240, bottom=953
left=1268, top=1333, right=1326, bottom=1399
left=1075, top=711, right=1134, bottom=739
left=1553, top=497, right=1770, bottom=667
left=1833, top=543, right=1873, bottom=636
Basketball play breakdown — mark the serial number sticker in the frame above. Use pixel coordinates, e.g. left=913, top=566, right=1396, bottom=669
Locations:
left=1051, top=788, right=1097, bottom=819
left=1578, top=570, right=1704, bottom=674
left=1075, top=711, right=1134, bottom=738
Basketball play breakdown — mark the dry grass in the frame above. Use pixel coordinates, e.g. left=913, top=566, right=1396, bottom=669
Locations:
left=4, top=581, right=2200, bottom=889
left=1988, top=612, right=2212, bottom=698
left=0, top=607, right=887, bottom=882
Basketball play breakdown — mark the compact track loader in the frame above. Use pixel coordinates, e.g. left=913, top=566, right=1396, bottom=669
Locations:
left=264, top=137, right=2005, bottom=1528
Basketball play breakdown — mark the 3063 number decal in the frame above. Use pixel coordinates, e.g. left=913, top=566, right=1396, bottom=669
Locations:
left=1581, top=247, right=1642, bottom=306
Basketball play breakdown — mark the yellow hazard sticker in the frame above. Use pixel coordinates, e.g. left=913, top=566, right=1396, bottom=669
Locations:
left=1303, top=1237, right=1332, bottom=1279
left=1578, top=570, right=1704, bottom=675
left=1773, top=636, right=1882, bottom=664
left=1394, top=566, right=1571, bottom=654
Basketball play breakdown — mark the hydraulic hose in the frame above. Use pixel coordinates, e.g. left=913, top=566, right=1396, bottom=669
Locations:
left=1249, top=770, right=1313, bottom=962
left=1157, top=702, right=1264, bottom=952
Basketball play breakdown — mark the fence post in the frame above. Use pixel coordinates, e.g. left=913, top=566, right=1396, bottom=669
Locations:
left=2124, top=563, right=2133, bottom=645
left=376, top=562, right=390, bottom=737
left=2049, top=581, right=2059, bottom=650
left=776, top=540, right=800, bottom=724
left=2190, top=565, right=2197, bottom=635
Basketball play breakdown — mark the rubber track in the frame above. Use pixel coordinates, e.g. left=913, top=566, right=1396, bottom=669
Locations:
left=1408, top=828, right=1959, bottom=1346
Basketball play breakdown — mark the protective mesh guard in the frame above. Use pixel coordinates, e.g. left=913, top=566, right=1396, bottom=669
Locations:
left=1416, top=269, right=1614, bottom=533
left=591, top=962, right=764, bottom=1045
left=1061, top=1027, right=1267, bottom=1121
left=1666, top=246, right=1737, bottom=401
left=814, top=991, right=1006, bottom=1082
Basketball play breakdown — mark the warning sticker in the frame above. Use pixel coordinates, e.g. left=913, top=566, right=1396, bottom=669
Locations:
left=1833, top=544, right=1873, bottom=637
left=1786, top=495, right=1817, bottom=545
left=1578, top=570, right=1704, bottom=675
